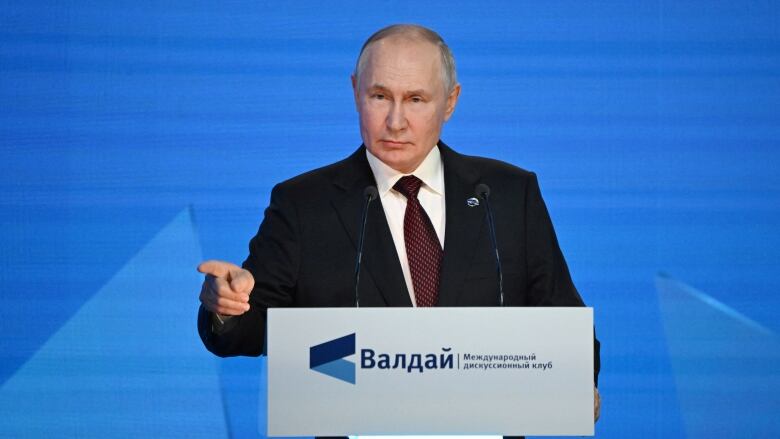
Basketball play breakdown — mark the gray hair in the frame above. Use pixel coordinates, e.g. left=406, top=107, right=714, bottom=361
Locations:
left=354, top=24, right=458, bottom=93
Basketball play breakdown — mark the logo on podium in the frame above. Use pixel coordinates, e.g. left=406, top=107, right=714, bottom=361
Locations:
left=309, top=333, right=356, bottom=384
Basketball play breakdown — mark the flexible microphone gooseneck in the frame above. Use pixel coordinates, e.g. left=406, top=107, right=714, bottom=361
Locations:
left=354, top=185, right=378, bottom=307
left=476, top=183, right=504, bottom=307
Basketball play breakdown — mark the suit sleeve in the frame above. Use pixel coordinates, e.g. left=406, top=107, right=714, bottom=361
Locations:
left=198, top=183, right=300, bottom=357
left=523, top=172, right=601, bottom=386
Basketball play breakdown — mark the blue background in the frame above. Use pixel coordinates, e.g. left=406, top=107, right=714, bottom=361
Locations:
left=1, top=1, right=779, bottom=437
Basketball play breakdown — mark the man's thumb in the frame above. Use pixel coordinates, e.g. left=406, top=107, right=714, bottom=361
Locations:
left=230, top=270, right=255, bottom=293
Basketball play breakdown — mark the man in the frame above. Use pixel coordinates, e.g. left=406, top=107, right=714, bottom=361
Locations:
left=197, top=24, right=600, bottom=426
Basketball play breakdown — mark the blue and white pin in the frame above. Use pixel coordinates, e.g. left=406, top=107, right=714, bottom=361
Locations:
left=466, top=197, right=480, bottom=207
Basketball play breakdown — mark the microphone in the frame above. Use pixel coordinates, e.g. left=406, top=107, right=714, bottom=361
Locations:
left=476, top=183, right=504, bottom=306
left=354, top=185, right=378, bottom=307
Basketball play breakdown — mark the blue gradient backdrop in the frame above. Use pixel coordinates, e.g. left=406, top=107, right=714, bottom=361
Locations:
left=1, top=1, right=779, bottom=437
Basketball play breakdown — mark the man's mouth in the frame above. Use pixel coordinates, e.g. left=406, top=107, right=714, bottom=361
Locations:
left=381, top=140, right=410, bottom=147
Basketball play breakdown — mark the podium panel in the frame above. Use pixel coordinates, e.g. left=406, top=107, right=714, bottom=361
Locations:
left=268, top=307, right=594, bottom=436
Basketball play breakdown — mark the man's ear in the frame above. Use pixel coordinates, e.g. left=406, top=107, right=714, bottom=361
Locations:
left=444, top=83, right=461, bottom=121
left=351, top=74, right=360, bottom=112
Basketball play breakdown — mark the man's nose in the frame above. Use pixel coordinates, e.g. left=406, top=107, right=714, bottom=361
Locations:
left=386, top=101, right=408, bottom=131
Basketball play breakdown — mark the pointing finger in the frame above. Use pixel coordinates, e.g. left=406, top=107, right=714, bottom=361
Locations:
left=197, top=260, right=240, bottom=278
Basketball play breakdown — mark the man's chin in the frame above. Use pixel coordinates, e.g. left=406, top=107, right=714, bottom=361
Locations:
left=366, top=144, right=421, bottom=172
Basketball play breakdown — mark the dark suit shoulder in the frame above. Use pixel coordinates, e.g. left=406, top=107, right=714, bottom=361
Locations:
left=277, top=146, right=370, bottom=192
left=273, top=157, right=346, bottom=191
left=442, top=145, right=538, bottom=189
left=465, top=154, right=534, bottom=177
left=269, top=147, right=367, bottom=202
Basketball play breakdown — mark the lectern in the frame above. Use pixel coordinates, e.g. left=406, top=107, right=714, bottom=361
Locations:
left=267, top=307, right=594, bottom=436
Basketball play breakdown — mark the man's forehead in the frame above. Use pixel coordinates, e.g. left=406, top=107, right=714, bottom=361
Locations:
left=365, top=36, right=439, bottom=62
left=361, top=37, right=443, bottom=89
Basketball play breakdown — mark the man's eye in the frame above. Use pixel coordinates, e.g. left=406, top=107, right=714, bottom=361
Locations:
left=372, top=94, right=385, bottom=100
left=410, top=96, right=423, bottom=103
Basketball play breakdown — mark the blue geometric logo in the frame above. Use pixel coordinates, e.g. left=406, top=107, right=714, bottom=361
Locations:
left=309, top=333, right=356, bottom=384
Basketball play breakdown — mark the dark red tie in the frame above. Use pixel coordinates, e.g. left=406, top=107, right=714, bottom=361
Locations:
left=393, top=175, right=442, bottom=307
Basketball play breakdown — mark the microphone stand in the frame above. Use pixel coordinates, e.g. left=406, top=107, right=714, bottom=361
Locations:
left=354, top=186, right=378, bottom=307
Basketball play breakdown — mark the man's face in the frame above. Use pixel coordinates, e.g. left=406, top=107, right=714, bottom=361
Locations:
left=352, top=37, right=460, bottom=174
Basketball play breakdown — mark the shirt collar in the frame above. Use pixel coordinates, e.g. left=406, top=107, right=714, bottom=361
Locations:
left=365, top=145, right=444, bottom=197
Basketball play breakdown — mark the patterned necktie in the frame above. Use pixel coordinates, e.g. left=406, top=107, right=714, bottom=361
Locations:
left=393, top=175, right=442, bottom=307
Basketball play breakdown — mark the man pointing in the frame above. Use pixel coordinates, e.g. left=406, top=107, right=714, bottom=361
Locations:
left=197, top=24, right=600, bottom=424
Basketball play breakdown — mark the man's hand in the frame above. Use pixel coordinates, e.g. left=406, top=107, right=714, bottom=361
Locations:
left=198, top=260, right=255, bottom=316
left=594, top=387, right=601, bottom=422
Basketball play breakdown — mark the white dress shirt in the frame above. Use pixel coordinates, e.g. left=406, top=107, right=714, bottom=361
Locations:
left=365, top=146, right=446, bottom=306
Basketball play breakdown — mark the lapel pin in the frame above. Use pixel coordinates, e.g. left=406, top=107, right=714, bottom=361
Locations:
left=466, top=197, right=480, bottom=207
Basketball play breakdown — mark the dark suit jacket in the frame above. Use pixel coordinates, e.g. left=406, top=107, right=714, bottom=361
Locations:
left=198, top=142, right=600, bottom=384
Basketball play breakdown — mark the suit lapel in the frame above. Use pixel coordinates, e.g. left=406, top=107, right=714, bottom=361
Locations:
left=331, top=146, right=412, bottom=307
left=436, top=142, right=486, bottom=306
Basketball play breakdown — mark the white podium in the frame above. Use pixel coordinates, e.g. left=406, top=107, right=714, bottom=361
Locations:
left=267, top=307, right=594, bottom=437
